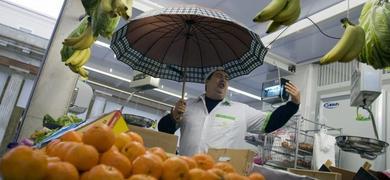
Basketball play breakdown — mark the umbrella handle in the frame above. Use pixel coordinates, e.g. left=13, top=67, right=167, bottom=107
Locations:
left=181, top=80, right=186, bottom=100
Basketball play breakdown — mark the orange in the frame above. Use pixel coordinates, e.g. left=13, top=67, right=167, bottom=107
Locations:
left=46, top=139, right=61, bottom=156
left=179, top=156, right=197, bottom=169
left=82, top=123, right=115, bottom=153
left=0, top=145, right=48, bottom=180
left=127, top=131, right=144, bottom=145
left=115, top=132, right=133, bottom=150
left=208, top=168, right=226, bottom=179
left=52, top=141, right=79, bottom=160
left=121, top=141, right=146, bottom=162
left=147, top=147, right=168, bottom=161
left=189, top=168, right=207, bottom=180
left=86, top=164, right=124, bottom=180
left=214, top=162, right=236, bottom=173
left=80, top=172, right=90, bottom=180
left=203, top=170, right=220, bottom=180
left=128, top=174, right=157, bottom=180
left=248, top=172, right=265, bottom=180
left=161, top=157, right=189, bottom=180
left=60, top=130, right=82, bottom=142
left=46, top=156, right=61, bottom=163
left=64, top=143, right=99, bottom=171
left=45, top=161, right=79, bottom=180
left=100, top=150, right=132, bottom=178
left=224, top=173, right=249, bottom=180
left=192, top=154, right=215, bottom=170
left=132, top=153, right=163, bottom=179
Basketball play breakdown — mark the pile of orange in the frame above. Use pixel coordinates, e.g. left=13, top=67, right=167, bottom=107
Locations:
left=0, top=123, right=266, bottom=180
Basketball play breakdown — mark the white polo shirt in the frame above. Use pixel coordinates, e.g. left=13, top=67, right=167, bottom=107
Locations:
left=178, top=94, right=270, bottom=156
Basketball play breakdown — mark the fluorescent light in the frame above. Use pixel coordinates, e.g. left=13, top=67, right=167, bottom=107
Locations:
left=153, top=88, right=187, bottom=100
left=84, top=66, right=187, bottom=100
left=84, top=66, right=132, bottom=83
left=94, top=41, right=110, bottom=49
left=133, top=0, right=164, bottom=12
left=87, top=80, right=174, bottom=108
left=228, top=87, right=262, bottom=101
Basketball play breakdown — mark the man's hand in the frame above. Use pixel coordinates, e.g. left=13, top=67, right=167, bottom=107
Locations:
left=172, top=99, right=186, bottom=122
left=285, top=82, right=300, bottom=105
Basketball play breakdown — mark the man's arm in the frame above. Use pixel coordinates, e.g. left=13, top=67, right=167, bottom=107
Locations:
left=264, top=101, right=299, bottom=133
left=247, top=82, right=300, bottom=133
left=158, top=99, right=186, bottom=134
left=265, top=82, right=300, bottom=132
left=158, top=114, right=178, bottom=134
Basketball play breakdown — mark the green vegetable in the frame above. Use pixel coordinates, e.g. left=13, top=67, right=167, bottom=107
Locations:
left=43, top=114, right=83, bottom=129
left=358, top=0, right=390, bottom=69
left=82, top=0, right=100, bottom=16
left=92, top=2, right=120, bottom=38
left=60, top=16, right=90, bottom=62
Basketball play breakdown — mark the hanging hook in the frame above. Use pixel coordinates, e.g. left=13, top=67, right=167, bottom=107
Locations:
left=346, top=0, right=350, bottom=19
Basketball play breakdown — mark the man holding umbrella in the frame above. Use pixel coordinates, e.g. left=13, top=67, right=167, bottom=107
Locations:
left=158, top=67, right=300, bottom=156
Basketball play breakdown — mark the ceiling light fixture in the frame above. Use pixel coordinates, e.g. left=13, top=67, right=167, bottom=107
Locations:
left=133, top=0, right=164, bottom=12
left=87, top=80, right=174, bottom=108
left=228, top=87, right=262, bottom=101
left=84, top=66, right=132, bottom=83
left=154, top=88, right=187, bottom=100
left=95, top=41, right=111, bottom=49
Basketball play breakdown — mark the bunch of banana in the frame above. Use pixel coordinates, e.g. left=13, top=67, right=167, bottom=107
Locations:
left=63, top=23, right=97, bottom=50
left=61, top=46, right=91, bottom=79
left=253, top=0, right=301, bottom=33
left=320, top=18, right=365, bottom=65
left=60, top=0, right=134, bottom=78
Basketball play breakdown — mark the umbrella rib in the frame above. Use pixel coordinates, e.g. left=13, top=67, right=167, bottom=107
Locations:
left=198, top=19, right=249, bottom=35
left=192, top=25, right=225, bottom=67
left=132, top=22, right=182, bottom=46
left=194, top=23, right=240, bottom=59
left=128, top=18, right=179, bottom=34
left=156, top=26, right=187, bottom=77
left=139, top=25, right=185, bottom=72
left=196, top=20, right=251, bottom=49
left=192, top=28, right=205, bottom=78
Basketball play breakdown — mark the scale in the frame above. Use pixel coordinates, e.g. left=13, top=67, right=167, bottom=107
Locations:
left=336, top=63, right=388, bottom=160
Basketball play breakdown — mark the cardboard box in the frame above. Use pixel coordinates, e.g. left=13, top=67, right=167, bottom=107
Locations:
left=77, top=110, right=129, bottom=135
left=127, top=125, right=178, bottom=154
left=288, top=168, right=342, bottom=180
left=207, top=148, right=255, bottom=175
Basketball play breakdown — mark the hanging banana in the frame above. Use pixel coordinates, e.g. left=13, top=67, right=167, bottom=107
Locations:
left=253, top=0, right=288, bottom=22
left=254, top=0, right=301, bottom=34
left=320, top=18, right=365, bottom=65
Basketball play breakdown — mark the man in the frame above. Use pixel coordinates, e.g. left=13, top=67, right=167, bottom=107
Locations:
left=158, top=68, right=300, bottom=156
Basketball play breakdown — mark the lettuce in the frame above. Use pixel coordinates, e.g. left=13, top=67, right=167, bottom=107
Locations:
left=358, top=0, right=390, bottom=69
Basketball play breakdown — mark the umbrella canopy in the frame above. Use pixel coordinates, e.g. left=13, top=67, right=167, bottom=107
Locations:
left=111, top=6, right=267, bottom=84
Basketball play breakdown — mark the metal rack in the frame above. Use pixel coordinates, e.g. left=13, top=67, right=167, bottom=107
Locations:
left=246, top=115, right=342, bottom=170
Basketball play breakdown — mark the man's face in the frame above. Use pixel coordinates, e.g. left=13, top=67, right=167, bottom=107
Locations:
left=205, top=70, right=229, bottom=100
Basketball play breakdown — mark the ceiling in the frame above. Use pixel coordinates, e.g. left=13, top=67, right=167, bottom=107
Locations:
left=86, top=0, right=366, bottom=107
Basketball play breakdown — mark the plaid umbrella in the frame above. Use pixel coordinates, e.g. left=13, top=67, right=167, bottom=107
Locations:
left=111, top=6, right=267, bottom=98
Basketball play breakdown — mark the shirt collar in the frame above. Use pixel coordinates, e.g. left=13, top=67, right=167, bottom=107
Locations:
left=198, top=94, right=231, bottom=106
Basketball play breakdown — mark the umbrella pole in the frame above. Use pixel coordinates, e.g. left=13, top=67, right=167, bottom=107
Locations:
left=181, top=68, right=186, bottom=100
left=181, top=81, right=186, bottom=100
